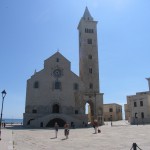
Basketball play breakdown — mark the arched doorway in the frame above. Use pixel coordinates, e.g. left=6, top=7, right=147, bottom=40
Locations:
left=46, top=118, right=66, bottom=127
left=52, top=104, right=59, bottom=113
left=85, top=100, right=94, bottom=123
left=27, top=119, right=34, bottom=125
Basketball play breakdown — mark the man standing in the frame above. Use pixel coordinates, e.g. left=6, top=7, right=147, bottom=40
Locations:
left=54, top=122, right=59, bottom=138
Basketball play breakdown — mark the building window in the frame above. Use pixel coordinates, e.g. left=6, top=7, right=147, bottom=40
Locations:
left=141, top=112, right=144, bottom=118
left=140, top=101, right=143, bottom=106
left=88, top=54, right=92, bottom=59
left=52, top=104, right=59, bottom=113
left=89, top=68, right=92, bottom=74
left=74, top=83, right=79, bottom=90
left=135, top=113, right=138, bottom=118
left=75, top=110, right=78, bottom=114
left=34, top=81, right=39, bottom=88
left=134, top=102, right=137, bottom=107
left=55, top=81, right=61, bottom=89
left=32, top=109, right=37, bottom=114
left=109, top=108, right=113, bottom=112
left=56, top=58, right=59, bottom=62
left=87, top=39, right=92, bottom=44
left=89, top=83, right=93, bottom=89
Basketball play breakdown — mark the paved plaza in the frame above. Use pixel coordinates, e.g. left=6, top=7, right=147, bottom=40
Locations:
left=1, top=120, right=150, bottom=150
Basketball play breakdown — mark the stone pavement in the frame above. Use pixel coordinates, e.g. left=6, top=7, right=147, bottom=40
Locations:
left=1, top=121, right=150, bottom=150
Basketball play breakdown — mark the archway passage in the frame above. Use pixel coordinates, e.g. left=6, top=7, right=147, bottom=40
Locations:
left=46, top=118, right=66, bottom=127
left=85, top=100, right=94, bottom=123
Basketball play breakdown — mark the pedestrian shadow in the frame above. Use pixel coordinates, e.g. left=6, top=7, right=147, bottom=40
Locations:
left=50, top=137, right=57, bottom=139
left=61, top=138, right=67, bottom=140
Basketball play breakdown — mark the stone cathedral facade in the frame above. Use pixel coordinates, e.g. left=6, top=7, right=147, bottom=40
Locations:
left=23, top=7, right=104, bottom=128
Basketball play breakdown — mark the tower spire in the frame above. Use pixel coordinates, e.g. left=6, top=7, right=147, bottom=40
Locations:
left=82, top=7, right=93, bottom=21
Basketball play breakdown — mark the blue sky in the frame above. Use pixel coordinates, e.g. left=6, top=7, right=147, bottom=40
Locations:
left=0, top=0, right=150, bottom=119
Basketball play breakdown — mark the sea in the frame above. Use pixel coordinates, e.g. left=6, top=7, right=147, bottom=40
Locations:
left=2, top=118, right=23, bottom=124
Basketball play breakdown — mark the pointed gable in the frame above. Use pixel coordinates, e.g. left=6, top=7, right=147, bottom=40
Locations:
left=44, top=51, right=71, bottom=70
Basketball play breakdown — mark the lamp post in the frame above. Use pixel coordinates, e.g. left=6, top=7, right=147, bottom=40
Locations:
left=94, top=92, right=97, bottom=120
left=0, top=90, right=7, bottom=141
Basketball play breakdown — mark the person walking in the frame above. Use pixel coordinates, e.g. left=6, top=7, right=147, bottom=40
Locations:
left=93, top=120, right=98, bottom=134
left=54, top=122, right=59, bottom=138
left=64, top=123, right=69, bottom=139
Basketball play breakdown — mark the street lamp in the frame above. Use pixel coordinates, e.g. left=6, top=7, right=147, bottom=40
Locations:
left=94, top=92, right=97, bottom=119
left=0, top=90, right=7, bottom=140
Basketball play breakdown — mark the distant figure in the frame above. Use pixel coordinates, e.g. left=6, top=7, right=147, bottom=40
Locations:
left=111, top=121, right=112, bottom=127
left=64, top=123, right=69, bottom=139
left=93, top=120, right=98, bottom=134
left=54, top=122, right=59, bottom=138
left=82, top=121, right=85, bottom=127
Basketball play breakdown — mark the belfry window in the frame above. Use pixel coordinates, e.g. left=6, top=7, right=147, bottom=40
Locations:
left=87, top=39, right=92, bottom=44
left=34, top=81, right=39, bottom=88
left=85, top=28, right=94, bottom=33
left=88, top=55, right=92, bottom=59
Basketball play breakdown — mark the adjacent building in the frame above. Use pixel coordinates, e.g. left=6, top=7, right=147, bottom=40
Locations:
left=126, top=91, right=150, bottom=124
left=103, top=103, right=122, bottom=121
left=23, top=7, right=104, bottom=128
left=125, top=78, right=150, bottom=124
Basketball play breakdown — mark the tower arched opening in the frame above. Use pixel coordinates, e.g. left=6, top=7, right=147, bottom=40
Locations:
left=85, top=100, right=94, bottom=124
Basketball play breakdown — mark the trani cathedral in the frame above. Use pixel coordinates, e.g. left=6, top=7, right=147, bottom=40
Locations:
left=23, top=7, right=104, bottom=128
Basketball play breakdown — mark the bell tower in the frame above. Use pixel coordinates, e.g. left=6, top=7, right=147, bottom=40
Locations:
left=78, top=7, right=99, bottom=93
left=78, top=7, right=103, bottom=124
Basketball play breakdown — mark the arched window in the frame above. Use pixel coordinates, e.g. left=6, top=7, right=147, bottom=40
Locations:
left=53, top=104, right=60, bottom=113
